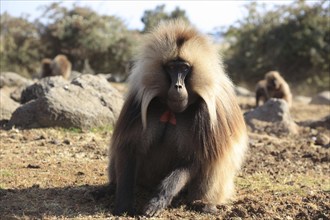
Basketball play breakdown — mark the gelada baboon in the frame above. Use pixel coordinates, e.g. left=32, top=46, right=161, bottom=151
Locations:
left=40, top=54, right=71, bottom=79
left=255, top=71, right=292, bottom=107
left=40, top=58, right=53, bottom=78
left=108, top=20, right=248, bottom=216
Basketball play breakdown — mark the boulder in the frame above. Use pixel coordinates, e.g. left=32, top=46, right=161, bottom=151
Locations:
left=294, top=96, right=311, bottom=105
left=0, top=87, right=20, bottom=121
left=97, top=73, right=117, bottom=82
left=314, top=133, right=330, bottom=148
left=21, top=76, right=69, bottom=104
left=235, top=86, right=253, bottom=97
left=0, top=72, right=34, bottom=102
left=68, top=71, right=82, bottom=81
left=244, top=98, right=298, bottom=135
left=310, top=91, right=330, bottom=105
left=8, top=74, right=124, bottom=130
left=300, top=115, right=330, bottom=130
left=0, top=72, right=33, bottom=88
left=10, top=85, right=31, bottom=103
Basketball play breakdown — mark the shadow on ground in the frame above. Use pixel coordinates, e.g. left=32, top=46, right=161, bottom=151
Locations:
left=0, top=185, right=114, bottom=218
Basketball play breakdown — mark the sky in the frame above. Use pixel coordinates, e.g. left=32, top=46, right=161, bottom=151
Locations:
left=0, top=0, right=298, bottom=33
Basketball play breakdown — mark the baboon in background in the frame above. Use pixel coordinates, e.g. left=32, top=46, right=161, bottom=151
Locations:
left=40, top=54, right=71, bottom=79
left=40, top=58, right=53, bottom=78
left=108, top=20, right=248, bottom=216
left=51, top=54, right=72, bottom=79
left=255, top=71, right=292, bottom=107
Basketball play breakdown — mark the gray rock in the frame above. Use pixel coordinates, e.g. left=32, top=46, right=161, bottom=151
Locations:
left=0, top=72, right=34, bottom=102
left=8, top=74, right=123, bottom=129
left=300, top=115, right=330, bottom=130
left=21, top=76, right=68, bottom=104
left=244, top=98, right=298, bottom=135
left=310, top=91, right=330, bottom=105
left=0, top=88, right=20, bottom=121
left=294, top=96, right=312, bottom=104
left=235, top=86, right=253, bottom=97
left=97, top=73, right=117, bottom=82
left=0, top=72, right=33, bottom=88
left=68, top=71, right=82, bottom=81
left=314, top=133, right=330, bottom=147
left=10, top=85, right=30, bottom=103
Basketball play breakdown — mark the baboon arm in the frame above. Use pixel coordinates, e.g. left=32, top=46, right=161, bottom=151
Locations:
left=144, top=168, right=191, bottom=216
left=256, top=94, right=260, bottom=107
left=113, top=148, right=136, bottom=216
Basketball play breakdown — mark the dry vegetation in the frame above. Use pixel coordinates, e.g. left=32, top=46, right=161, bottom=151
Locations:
left=0, top=96, right=329, bottom=219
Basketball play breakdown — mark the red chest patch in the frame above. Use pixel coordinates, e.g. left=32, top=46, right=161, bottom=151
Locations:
left=160, top=110, right=177, bottom=125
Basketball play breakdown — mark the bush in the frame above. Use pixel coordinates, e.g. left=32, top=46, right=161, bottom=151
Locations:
left=222, top=0, right=329, bottom=95
left=0, top=13, right=42, bottom=78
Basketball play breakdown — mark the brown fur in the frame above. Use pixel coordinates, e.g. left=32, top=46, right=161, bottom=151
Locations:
left=40, top=58, right=53, bottom=78
left=40, top=55, right=71, bottom=79
left=255, top=71, right=292, bottom=107
left=108, top=20, right=248, bottom=216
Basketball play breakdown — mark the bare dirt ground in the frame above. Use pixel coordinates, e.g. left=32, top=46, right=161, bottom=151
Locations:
left=0, top=97, right=329, bottom=220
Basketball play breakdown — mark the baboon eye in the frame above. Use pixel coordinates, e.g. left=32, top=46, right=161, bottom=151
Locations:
left=179, top=64, right=191, bottom=74
left=167, top=64, right=175, bottom=72
left=165, top=61, right=191, bottom=74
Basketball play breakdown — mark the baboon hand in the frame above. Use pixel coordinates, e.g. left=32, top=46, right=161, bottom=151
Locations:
left=144, top=196, right=169, bottom=217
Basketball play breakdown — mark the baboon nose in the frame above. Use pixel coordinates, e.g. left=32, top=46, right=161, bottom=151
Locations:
left=175, top=84, right=183, bottom=89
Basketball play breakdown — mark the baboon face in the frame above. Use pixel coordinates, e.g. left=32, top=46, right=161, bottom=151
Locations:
left=266, top=75, right=281, bottom=90
left=163, top=59, right=191, bottom=112
left=134, top=26, right=216, bottom=114
left=265, top=71, right=282, bottom=90
left=267, top=77, right=278, bottom=90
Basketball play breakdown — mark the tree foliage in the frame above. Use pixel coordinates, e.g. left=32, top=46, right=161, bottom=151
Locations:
left=0, top=13, right=42, bottom=77
left=1, top=3, right=189, bottom=79
left=39, top=3, right=138, bottom=77
left=0, top=3, right=139, bottom=79
left=1, top=1, right=328, bottom=93
left=141, top=4, right=189, bottom=32
left=222, top=0, right=330, bottom=94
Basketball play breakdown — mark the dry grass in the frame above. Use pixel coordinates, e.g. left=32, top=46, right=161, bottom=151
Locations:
left=0, top=98, right=329, bottom=219
left=237, top=172, right=330, bottom=196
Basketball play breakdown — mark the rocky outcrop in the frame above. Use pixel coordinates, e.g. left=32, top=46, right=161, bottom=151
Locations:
left=8, top=74, right=124, bottom=130
left=235, top=86, right=253, bottom=97
left=310, top=91, right=330, bottom=105
left=244, top=98, right=298, bottom=135
left=20, top=76, right=68, bottom=104
left=0, top=72, right=33, bottom=88
left=0, top=87, right=20, bottom=121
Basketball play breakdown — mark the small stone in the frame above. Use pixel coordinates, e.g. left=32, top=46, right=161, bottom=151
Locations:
left=50, top=139, right=60, bottom=145
left=63, top=139, right=71, bottom=145
left=76, top=171, right=85, bottom=176
left=315, top=134, right=330, bottom=147
left=27, top=164, right=41, bottom=169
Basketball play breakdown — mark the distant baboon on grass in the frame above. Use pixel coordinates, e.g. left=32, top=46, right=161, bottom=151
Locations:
left=255, top=71, right=292, bottom=107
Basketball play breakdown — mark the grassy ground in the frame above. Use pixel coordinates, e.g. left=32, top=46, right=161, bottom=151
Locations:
left=0, top=98, right=329, bottom=219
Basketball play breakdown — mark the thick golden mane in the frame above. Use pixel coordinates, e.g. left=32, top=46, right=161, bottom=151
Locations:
left=108, top=20, right=248, bottom=216
left=128, top=20, right=238, bottom=130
